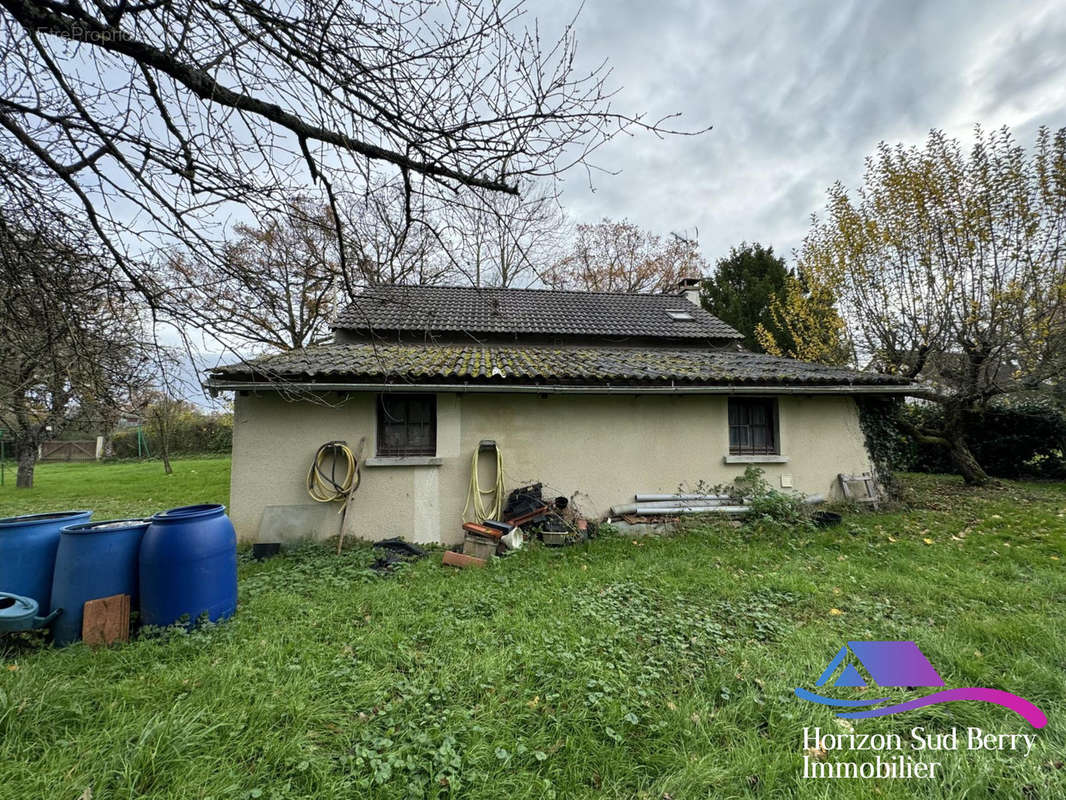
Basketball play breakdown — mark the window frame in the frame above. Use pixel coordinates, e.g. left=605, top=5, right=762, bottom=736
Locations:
left=727, top=396, right=779, bottom=456
left=376, top=393, right=437, bottom=458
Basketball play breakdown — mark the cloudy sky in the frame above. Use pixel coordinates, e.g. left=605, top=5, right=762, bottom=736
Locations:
left=533, top=0, right=1066, bottom=264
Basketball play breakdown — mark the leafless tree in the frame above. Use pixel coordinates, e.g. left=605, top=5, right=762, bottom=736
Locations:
left=145, top=392, right=184, bottom=476
left=545, top=218, right=708, bottom=293
left=165, top=197, right=341, bottom=352
left=447, top=183, right=569, bottom=287
left=0, top=205, right=153, bottom=488
left=0, top=0, right=702, bottom=311
left=339, top=184, right=449, bottom=287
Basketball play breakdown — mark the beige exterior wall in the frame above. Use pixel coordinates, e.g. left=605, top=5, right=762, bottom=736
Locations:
left=229, top=390, right=874, bottom=545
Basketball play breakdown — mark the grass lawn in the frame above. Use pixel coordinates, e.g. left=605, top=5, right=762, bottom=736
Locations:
left=0, top=457, right=230, bottom=520
left=1, top=460, right=1065, bottom=799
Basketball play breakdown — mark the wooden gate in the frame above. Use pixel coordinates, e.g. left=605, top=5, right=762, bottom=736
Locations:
left=40, top=440, right=97, bottom=462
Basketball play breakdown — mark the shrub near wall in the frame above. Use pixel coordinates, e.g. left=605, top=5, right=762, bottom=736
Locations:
left=110, top=412, right=233, bottom=458
left=856, top=396, right=911, bottom=497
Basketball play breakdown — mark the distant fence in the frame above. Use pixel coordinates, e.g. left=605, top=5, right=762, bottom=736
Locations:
left=40, top=440, right=100, bottom=462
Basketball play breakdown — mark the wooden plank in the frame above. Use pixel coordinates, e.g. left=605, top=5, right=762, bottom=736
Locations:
left=70, top=441, right=95, bottom=458
left=82, top=594, right=130, bottom=646
left=839, top=473, right=880, bottom=507
left=502, top=504, right=550, bottom=526
left=462, top=522, right=502, bottom=540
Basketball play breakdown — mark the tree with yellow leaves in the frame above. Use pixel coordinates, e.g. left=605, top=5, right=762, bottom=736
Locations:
left=755, top=269, right=851, bottom=365
left=791, top=126, right=1066, bottom=485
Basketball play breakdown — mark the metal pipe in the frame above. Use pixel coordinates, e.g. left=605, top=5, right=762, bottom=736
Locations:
left=630, top=505, right=752, bottom=515
left=634, top=493, right=732, bottom=502
left=612, top=501, right=734, bottom=515
left=622, top=501, right=733, bottom=514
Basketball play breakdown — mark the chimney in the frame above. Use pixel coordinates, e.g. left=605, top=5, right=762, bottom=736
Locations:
left=677, top=276, right=701, bottom=307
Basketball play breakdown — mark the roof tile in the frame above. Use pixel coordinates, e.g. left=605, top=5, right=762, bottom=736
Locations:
left=209, top=343, right=908, bottom=388
left=332, top=285, right=742, bottom=340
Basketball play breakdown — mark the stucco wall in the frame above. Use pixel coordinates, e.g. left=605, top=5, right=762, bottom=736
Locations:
left=228, top=391, right=873, bottom=545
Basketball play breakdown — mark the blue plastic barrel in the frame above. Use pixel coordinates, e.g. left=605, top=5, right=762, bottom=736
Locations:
left=140, top=504, right=237, bottom=628
left=0, top=511, right=92, bottom=611
left=50, top=519, right=148, bottom=646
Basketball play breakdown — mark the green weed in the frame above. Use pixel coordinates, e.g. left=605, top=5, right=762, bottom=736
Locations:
left=0, top=463, right=1063, bottom=798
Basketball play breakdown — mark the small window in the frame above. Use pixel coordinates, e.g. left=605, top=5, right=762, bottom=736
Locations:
left=666, top=309, right=694, bottom=321
left=377, top=394, right=436, bottom=457
left=728, top=397, right=778, bottom=455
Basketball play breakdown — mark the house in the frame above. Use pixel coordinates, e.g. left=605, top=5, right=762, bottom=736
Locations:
left=206, top=280, right=912, bottom=544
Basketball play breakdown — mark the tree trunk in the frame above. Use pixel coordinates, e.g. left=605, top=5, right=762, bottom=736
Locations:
left=898, top=400, right=992, bottom=486
left=943, top=409, right=991, bottom=486
left=15, top=438, right=38, bottom=489
left=159, top=427, right=173, bottom=475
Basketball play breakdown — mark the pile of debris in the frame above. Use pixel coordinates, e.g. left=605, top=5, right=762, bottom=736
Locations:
left=443, top=483, right=592, bottom=569
left=371, top=538, right=427, bottom=573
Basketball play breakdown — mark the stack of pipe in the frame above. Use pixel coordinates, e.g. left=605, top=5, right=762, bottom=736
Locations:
left=609, top=493, right=825, bottom=516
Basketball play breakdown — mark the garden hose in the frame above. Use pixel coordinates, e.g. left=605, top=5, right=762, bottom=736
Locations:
left=306, top=440, right=362, bottom=553
left=463, top=443, right=504, bottom=523
left=306, top=441, right=360, bottom=502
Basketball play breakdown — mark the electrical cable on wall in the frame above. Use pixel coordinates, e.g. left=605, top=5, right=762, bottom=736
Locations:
left=464, top=441, right=503, bottom=523
left=306, top=439, right=363, bottom=553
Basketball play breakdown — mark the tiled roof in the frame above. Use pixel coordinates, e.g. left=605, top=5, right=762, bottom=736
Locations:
left=332, top=284, right=742, bottom=340
left=208, top=343, right=910, bottom=389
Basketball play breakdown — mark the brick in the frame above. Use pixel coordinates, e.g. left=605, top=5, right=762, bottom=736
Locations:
left=442, top=550, right=486, bottom=569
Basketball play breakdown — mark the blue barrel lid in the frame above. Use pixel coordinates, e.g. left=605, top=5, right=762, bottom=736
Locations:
left=152, top=504, right=226, bottom=522
left=0, top=592, right=39, bottom=625
left=62, top=518, right=150, bottom=534
left=0, top=510, right=92, bottom=528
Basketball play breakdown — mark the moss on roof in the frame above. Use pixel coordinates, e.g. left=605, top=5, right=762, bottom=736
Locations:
left=208, top=343, right=910, bottom=389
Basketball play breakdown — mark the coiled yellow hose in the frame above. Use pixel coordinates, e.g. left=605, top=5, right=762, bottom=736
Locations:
left=463, top=443, right=503, bottom=523
left=307, top=440, right=362, bottom=554
left=306, top=441, right=360, bottom=502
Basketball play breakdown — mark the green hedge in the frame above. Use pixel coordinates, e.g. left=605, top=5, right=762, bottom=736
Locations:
left=857, top=397, right=1066, bottom=480
left=892, top=400, right=1066, bottom=479
left=110, top=412, right=232, bottom=458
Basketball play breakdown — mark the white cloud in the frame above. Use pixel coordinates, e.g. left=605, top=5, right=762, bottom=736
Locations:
left=534, top=0, right=1066, bottom=263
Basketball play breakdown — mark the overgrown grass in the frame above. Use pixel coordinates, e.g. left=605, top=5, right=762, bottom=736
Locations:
left=0, top=457, right=230, bottom=520
left=1, top=464, right=1064, bottom=799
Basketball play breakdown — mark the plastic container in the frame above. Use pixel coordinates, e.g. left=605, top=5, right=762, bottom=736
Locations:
left=140, top=504, right=237, bottom=628
left=0, top=592, right=61, bottom=633
left=463, top=533, right=496, bottom=560
left=813, top=511, right=843, bottom=528
left=0, top=510, right=92, bottom=611
left=252, top=542, right=281, bottom=561
left=49, top=519, right=148, bottom=646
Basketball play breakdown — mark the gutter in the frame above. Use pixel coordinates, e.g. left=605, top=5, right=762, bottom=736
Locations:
left=205, top=379, right=920, bottom=396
